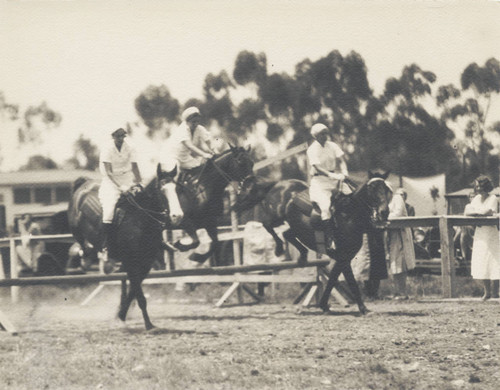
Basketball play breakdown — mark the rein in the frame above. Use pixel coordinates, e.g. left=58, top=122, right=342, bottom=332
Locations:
left=123, top=192, right=168, bottom=228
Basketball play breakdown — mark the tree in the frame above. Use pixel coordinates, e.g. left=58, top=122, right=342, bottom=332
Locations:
left=68, top=135, right=99, bottom=171
left=134, top=85, right=180, bottom=136
left=367, top=64, right=459, bottom=182
left=20, top=155, right=58, bottom=170
left=437, top=58, right=500, bottom=187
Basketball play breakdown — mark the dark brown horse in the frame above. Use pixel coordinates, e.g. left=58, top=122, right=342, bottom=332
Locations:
left=68, top=147, right=253, bottom=329
left=235, top=171, right=392, bottom=315
left=169, top=145, right=254, bottom=264
left=69, top=167, right=177, bottom=329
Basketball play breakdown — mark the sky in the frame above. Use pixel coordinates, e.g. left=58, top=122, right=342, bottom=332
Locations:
left=1, top=0, right=500, bottom=173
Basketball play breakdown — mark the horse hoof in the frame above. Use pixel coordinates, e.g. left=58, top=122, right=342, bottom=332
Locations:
left=359, top=306, right=370, bottom=315
left=146, top=324, right=156, bottom=331
left=189, top=253, right=207, bottom=264
left=318, top=303, right=330, bottom=313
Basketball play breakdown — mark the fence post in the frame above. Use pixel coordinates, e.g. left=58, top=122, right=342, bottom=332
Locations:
left=228, top=184, right=243, bottom=303
left=439, top=216, right=456, bottom=298
left=9, top=238, right=20, bottom=303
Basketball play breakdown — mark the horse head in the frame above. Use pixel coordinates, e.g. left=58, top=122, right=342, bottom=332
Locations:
left=210, top=144, right=254, bottom=185
left=363, top=170, right=393, bottom=228
left=233, top=174, right=277, bottom=212
left=156, top=163, right=183, bottom=226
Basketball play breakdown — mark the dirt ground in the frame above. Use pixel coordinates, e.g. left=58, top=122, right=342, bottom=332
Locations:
left=0, top=283, right=499, bottom=390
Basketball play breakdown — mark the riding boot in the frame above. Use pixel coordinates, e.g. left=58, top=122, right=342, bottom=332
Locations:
left=322, top=219, right=336, bottom=251
left=99, top=223, right=116, bottom=274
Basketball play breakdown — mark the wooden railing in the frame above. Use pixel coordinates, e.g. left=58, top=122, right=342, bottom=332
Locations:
left=387, top=215, right=499, bottom=298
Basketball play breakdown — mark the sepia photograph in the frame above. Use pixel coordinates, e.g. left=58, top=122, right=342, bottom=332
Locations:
left=1, top=0, right=499, bottom=388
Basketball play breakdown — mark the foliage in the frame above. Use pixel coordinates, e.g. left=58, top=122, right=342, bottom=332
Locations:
left=20, top=155, right=58, bottom=170
left=134, top=85, right=180, bottom=136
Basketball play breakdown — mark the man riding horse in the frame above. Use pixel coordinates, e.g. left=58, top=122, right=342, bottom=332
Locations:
left=161, top=106, right=215, bottom=187
left=307, top=122, right=352, bottom=251
left=98, top=127, right=145, bottom=272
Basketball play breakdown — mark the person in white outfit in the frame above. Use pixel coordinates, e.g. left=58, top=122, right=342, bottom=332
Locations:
left=306, top=122, right=351, bottom=250
left=98, top=127, right=143, bottom=272
left=465, top=175, right=499, bottom=300
left=387, top=188, right=416, bottom=299
left=163, top=106, right=214, bottom=181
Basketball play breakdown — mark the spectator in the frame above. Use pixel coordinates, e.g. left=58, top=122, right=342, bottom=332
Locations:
left=15, top=213, right=45, bottom=273
left=453, top=191, right=475, bottom=262
left=464, top=175, right=499, bottom=300
left=386, top=188, right=416, bottom=299
left=396, top=188, right=415, bottom=217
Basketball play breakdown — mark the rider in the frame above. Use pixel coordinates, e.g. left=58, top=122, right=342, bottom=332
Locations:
left=167, top=106, right=215, bottom=184
left=306, top=122, right=350, bottom=250
left=98, top=127, right=144, bottom=273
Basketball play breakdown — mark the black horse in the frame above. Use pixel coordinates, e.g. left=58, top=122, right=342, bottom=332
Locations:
left=168, top=145, right=254, bottom=264
left=68, top=146, right=253, bottom=329
left=235, top=171, right=392, bottom=315
left=69, top=167, right=177, bottom=329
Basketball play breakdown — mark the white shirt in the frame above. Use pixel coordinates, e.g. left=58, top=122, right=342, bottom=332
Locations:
left=306, top=140, right=344, bottom=176
left=99, top=139, right=138, bottom=176
left=166, top=122, right=211, bottom=169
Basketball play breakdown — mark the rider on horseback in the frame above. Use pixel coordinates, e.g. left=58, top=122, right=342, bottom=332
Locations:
left=98, top=127, right=144, bottom=273
left=165, top=106, right=215, bottom=186
left=307, top=123, right=351, bottom=251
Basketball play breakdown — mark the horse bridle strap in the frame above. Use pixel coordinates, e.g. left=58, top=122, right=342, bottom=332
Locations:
left=124, top=193, right=168, bottom=227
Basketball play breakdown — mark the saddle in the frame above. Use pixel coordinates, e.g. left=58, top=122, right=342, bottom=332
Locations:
left=177, top=167, right=208, bottom=206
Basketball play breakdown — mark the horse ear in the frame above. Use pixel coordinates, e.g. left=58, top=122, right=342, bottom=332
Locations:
left=228, top=143, right=235, bottom=151
left=157, top=163, right=162, bottom=177
left=382, top=170, right=391, bottom=180
left=368, top=170, right=374, bottom=179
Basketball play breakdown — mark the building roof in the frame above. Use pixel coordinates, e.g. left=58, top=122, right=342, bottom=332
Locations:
left=0, top=169, right=101, bottom=186
left=445, top=187, right=500, bottom=198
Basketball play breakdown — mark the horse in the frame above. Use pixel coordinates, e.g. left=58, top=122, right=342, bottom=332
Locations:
left=167, top=145, right=254, bottom=264
left=68, top=167, right=177, bottom=329
left=234, top=171, right=392, bottom=315
left=68, top=146, right=253, bottom=329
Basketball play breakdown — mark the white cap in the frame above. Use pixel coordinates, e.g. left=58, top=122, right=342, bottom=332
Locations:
left=311, top=123, right=328, bottom=137
left=181, top=106, right=201, bottom=122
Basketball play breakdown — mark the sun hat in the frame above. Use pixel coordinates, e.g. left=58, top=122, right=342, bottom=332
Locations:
left=181, top=106, right=201, bottom=122
left=310, top=123, right=328, bottom=137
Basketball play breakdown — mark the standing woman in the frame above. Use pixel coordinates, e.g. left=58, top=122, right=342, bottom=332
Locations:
left=386, top=188, right=416, bottom=299
left=465, top=175, right=500, bottom=300
left=98, top=127, right=143, bottom=272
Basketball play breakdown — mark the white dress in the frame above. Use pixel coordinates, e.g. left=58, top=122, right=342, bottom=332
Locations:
left=469, top=194, right=500, bottom=280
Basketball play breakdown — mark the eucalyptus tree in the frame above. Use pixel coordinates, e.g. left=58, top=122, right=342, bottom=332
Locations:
left=367, top=64, right=458, bottom=181
left=134, top=84, right=180, bottom=136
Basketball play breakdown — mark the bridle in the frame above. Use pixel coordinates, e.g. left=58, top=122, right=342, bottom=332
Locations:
left=354, top=177, right=392, bottom=223
left=122, top=183, right=170, bottom=228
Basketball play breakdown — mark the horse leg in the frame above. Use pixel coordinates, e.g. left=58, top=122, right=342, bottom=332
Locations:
left=318, top=261, right=345, bottom=312
left=174, top=225, right=200, bottom=252
left=264, top=224, right=285, bottom=257
left=132, top=278, right=154, bottom=330
left=342, top=264, right=369, bottom=315
left=117, top=280, right=135, bottom=323
left=189, top=223, right=219, bottom=265
left=283, top=229, right=308, bottom=264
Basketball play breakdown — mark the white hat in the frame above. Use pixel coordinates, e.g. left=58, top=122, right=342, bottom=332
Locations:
left=181, top=106, right=201, bottom=122
left=311, top=123, right=328, bottom=137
